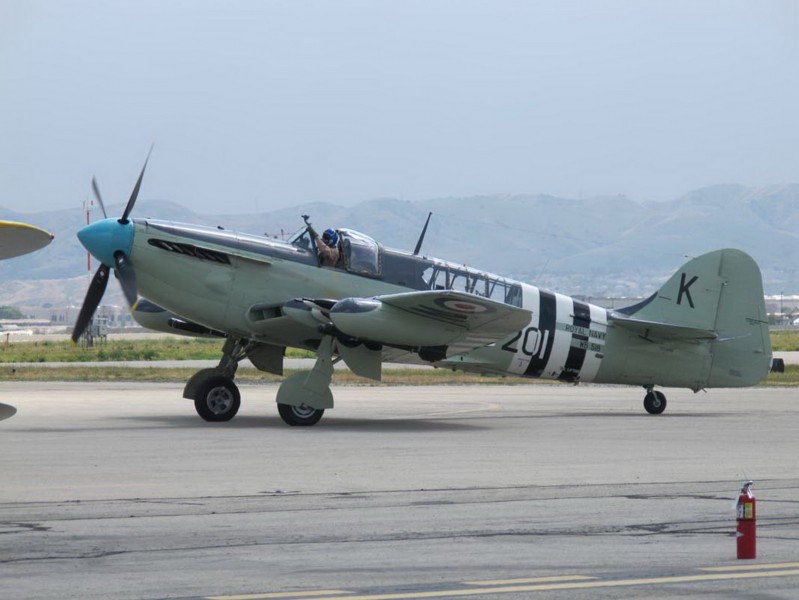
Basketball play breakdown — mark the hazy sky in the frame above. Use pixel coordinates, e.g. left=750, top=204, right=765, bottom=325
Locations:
left=2, top=0, right=797, bottom=215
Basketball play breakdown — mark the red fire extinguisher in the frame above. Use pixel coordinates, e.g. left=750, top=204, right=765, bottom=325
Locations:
left=736, top=480, right=756, bottom=559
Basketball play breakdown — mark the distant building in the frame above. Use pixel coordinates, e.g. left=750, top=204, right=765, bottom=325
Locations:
left=20, top=304, right=136, bottom=330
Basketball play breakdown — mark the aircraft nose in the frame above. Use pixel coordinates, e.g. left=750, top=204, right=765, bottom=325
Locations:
left=77, top=219, right=134, bottom=267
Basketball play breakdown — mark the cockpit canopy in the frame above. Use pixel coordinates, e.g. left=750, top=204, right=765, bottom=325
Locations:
left=338, top=229, right=381, bottom=277
left=289, top=222, right=521, bottom=307
left=289, top=226, right=382, bottom=278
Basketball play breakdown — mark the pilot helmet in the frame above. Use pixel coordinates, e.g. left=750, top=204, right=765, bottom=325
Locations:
left=322, top=228, right=339, bottom=247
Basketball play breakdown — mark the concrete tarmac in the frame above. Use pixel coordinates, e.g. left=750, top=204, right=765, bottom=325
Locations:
left=2, top=382, right=798, bottom=600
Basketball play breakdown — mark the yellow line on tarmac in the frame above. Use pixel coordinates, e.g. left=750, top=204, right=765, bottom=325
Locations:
left=209, top=568, right=799, bottom=600
left=701, top=562, right=799, bottom=572
left=207, top=591, right=352, bottom=600
left=283, top=569, right=799, bottom=600
left=464, top=575, right=596, bottom=586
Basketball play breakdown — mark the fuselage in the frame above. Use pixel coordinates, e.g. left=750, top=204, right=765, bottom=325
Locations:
left=130, top=219, right=619, bottom=382
left=81, top=217, right=768, bottom=391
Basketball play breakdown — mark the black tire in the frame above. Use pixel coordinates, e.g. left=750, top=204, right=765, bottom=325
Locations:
left=194, top=377, right=241, bottom=422
left=643, top=390, right=667, bottom=415
left=277, top=403, right=324, bottom=426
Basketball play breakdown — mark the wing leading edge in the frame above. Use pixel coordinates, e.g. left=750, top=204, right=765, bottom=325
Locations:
left=0, top=221, right=54, bottom=260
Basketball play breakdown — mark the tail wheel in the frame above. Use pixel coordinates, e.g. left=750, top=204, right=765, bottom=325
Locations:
left=195, top=377, right=241, bottom=422
left=644, top=390, right=667, bottom=415
left=278, top=403, right=324, bottom=426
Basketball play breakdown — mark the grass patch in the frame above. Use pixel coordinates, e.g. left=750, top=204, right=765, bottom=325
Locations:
left=0, top=338, right=314, bottom=363
left=0, top=332, right=796, bottom=386
left=0, top=366, right=530, bottom=385
left=2, top=331, right=795, bottom=362
left=771, top=330, right=799, bottom=351
left=759, top=364, right=799, bottom=386
left=0, top=366, right=535, bottom=385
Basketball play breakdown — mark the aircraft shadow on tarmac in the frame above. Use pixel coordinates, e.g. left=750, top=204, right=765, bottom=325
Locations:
left=122, top=410, right=722, bottom=432
left=0, top=402, right=17, bottom=421
left=428, top=411, right=724, bottom=421
left=124, top=414, right=488, bottom=432
left=533, top=411, right=722, bottom=419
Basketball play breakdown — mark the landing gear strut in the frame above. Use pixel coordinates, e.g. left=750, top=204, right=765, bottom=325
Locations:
left=184, top=335, right=340, bottom=426
left=643, top=386, right=667, bottom=415
left=185, top=338, right=253, bottom=422
left=275, top=335, right=336, bottom=426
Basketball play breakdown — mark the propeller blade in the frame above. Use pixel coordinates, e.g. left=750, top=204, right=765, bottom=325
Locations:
left=119, top=144, right=153, bottom=224
left=91, top=177, right=108, bottom=219
left=114, top=251, right=138, bottom=306
left=71, top=264, right=110, bottom=343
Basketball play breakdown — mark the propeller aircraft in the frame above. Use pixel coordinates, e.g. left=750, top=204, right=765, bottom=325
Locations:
left=73, top=156, right=773, bottom=426
left=0, top=220, right=54, bottom=261
left=0, top=219, right=54, bottom=421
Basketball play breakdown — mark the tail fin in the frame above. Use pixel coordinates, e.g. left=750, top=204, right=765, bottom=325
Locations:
left=618, top=249, right=771, bottom=387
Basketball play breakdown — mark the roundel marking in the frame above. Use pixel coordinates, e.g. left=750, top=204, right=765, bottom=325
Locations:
left=434, top=297, right=495, bottom=314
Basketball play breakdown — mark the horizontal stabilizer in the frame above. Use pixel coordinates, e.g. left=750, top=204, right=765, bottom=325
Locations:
left=608, top=313, right=718, bottom=341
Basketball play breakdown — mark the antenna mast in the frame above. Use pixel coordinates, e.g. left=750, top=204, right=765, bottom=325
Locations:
left=413, top=212, right=433, bottom=256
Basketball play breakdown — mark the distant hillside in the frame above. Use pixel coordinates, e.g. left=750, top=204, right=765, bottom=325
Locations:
left=2, top=183, right=798, bottom=306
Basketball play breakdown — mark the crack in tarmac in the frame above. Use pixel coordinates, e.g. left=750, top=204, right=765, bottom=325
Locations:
left=7, top=517, right=792, bottom=566
left=0, top=522, right=51, bottom=535
left=4, top=481, right=797, bottom=571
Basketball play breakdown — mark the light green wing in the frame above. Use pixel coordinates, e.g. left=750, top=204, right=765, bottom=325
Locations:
left=329, top=290, right=531, bottom=357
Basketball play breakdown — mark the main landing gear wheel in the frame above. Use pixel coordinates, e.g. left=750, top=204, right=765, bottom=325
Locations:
left=278, top=403, right=324, bottom=427
left=643, top=390, right=667, bottom=415
left=194, top=376, right=241, bottom=422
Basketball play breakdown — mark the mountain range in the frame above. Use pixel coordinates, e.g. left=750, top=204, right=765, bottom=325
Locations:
left=2, top=183, right=798, bottom=307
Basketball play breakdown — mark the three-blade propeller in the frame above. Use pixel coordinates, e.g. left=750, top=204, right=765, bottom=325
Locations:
left=71, top=149, right=152, bottom=343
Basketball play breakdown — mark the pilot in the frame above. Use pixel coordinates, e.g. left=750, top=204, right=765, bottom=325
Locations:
left=315, top=228, right=340, bottom=267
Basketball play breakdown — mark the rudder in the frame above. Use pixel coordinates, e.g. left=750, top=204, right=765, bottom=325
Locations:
left=707, top=250, right=771, bottom=387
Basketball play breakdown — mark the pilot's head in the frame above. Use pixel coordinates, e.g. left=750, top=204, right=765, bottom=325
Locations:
left=322, top=228, right=339, bottom=247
